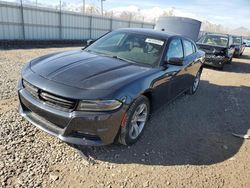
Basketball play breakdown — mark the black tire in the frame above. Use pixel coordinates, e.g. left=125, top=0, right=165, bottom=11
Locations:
left=218, top=63, right=224, bottom=70
left=227, top=57, right=232, bottom=64
left=234, top=54, right=240, bottom=58
left=187, top=70, right=201, bottom=95
left=118, top=96, right=150, bottom=146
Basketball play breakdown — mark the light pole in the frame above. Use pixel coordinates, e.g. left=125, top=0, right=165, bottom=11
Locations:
left=20, top=0, right=25, bottom=40
left=101, top=0, right=106, bottom=16
left=82, top=0, right=85, bottom=13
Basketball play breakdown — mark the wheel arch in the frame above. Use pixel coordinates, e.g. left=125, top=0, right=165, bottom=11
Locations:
left=141, top=90, right=154, bottom=115
left=199, top=65, right=203, bottom=73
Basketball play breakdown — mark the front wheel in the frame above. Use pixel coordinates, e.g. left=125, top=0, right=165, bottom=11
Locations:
left=118, top=96, right=150, bottom=146
left=227, top=57, right=232, bottom=64
left=187, top=70, right=201, bottom=95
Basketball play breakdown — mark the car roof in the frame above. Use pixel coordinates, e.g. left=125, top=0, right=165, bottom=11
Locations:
left=232, top=35, right=242, bottom=38
left=116, top=28, right=180, bottom=39
left=205, top=33, right=229, bottom=38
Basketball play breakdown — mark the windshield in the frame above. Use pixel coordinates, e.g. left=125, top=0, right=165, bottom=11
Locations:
left=84, top=31, right=165, bottom=66
left=198, top=35, right=228, bottom=47
left=232, top=36, right=242, bottom=45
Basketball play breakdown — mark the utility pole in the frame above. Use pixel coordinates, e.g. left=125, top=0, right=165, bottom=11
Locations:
left=101, top=0, right=105, bottom=16
left=59, top=0, right=62, bottom=39
left=82, top=0, right=85, bottom=13
left=20, top=0, right=25, bottom=40
left=128, top=13, right=132, bottom=27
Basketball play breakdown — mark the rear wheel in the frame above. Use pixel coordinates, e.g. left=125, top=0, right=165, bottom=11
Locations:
left=187, top=70, right=201, bottom=95
left=119, top=96, right=150, bottom=146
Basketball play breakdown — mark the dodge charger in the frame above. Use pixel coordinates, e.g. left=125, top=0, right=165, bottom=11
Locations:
left=18, top=28, right=205, bottom=146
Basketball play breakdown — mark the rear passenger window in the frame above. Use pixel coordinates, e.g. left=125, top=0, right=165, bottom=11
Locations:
left=183, top=40, right=194, bottom=56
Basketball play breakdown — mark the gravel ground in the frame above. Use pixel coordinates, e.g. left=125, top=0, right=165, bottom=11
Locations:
left=0, top=47, right=250, bottom=188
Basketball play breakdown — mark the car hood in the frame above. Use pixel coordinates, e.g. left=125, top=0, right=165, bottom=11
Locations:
left=231, top=44, right=240, bottom=49
left=30, top=50, right=151, bottom=90
left=196, top=43, right=227, bottom=55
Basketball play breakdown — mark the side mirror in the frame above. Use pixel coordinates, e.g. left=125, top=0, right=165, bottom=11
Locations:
left=82, top=39, right=95, bottom=50
left=87, top=39, right=95, bottom=46
left=167, top=57, right=183, bottom=66
left=242, top=42, right=246, bottom=45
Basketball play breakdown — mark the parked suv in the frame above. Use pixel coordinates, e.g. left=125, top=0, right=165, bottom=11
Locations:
left=196, top=34, right=234, bottom=70
left=232, top=36, right=245, bottom=57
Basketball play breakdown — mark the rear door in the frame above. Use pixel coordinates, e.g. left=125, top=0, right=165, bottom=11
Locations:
left=182, top=39, right=199, bottom=87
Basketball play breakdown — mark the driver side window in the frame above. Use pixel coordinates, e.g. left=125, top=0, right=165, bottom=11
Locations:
left=165, top=38, right=184, bottom=61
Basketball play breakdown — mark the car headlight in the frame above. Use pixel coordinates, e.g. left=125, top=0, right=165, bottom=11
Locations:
left=77, top=100, right=122, bottom=111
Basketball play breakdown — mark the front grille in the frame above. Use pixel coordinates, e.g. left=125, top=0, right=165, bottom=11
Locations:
left=23, top=80, right=39, bottom=99
left=39, top=91, right=75, bottom=109
left=23, top=80, right=76, bottom=111
left=71, top=131, right=101, bottom=141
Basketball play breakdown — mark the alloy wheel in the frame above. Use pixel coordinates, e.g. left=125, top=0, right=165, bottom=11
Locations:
left=129, top=103, right=148, bottom=139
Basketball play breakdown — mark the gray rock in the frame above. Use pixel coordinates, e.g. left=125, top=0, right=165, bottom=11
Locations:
left=49, top=174, right=59, bottom=181
left=143, top=181, right=149, bottom=187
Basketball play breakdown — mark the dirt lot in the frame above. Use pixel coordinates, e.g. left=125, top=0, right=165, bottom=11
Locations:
left=0, top=47, right=250, bottom=188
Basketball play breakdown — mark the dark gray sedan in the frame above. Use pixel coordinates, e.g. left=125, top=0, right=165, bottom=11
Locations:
left=197, top=34, right=234, bottom=70
left=18, top=28, right=205, bottom=146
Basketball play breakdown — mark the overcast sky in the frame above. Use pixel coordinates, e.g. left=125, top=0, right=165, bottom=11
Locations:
left=7, top=0, right=250, bottom=29
left=107, top=0, right=250, bottom=28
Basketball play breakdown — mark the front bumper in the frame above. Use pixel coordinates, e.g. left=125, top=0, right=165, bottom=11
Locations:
left=18, top=87, right=124, bottom=146
left=204, top=55, right=228, bottom=68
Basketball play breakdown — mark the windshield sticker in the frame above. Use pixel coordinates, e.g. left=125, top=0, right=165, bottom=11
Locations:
left=145, top=38, right=164, bottom=46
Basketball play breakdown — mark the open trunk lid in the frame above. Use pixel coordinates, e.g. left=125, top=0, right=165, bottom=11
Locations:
left=154, top=16, right=201, bottom=41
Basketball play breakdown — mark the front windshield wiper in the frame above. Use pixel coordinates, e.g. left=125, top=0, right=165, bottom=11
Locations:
left=85, top=50, right=135, bottom=64
left=86, top=49, right=111, bottom=56
left=111, top=55, right=135, bottom=64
